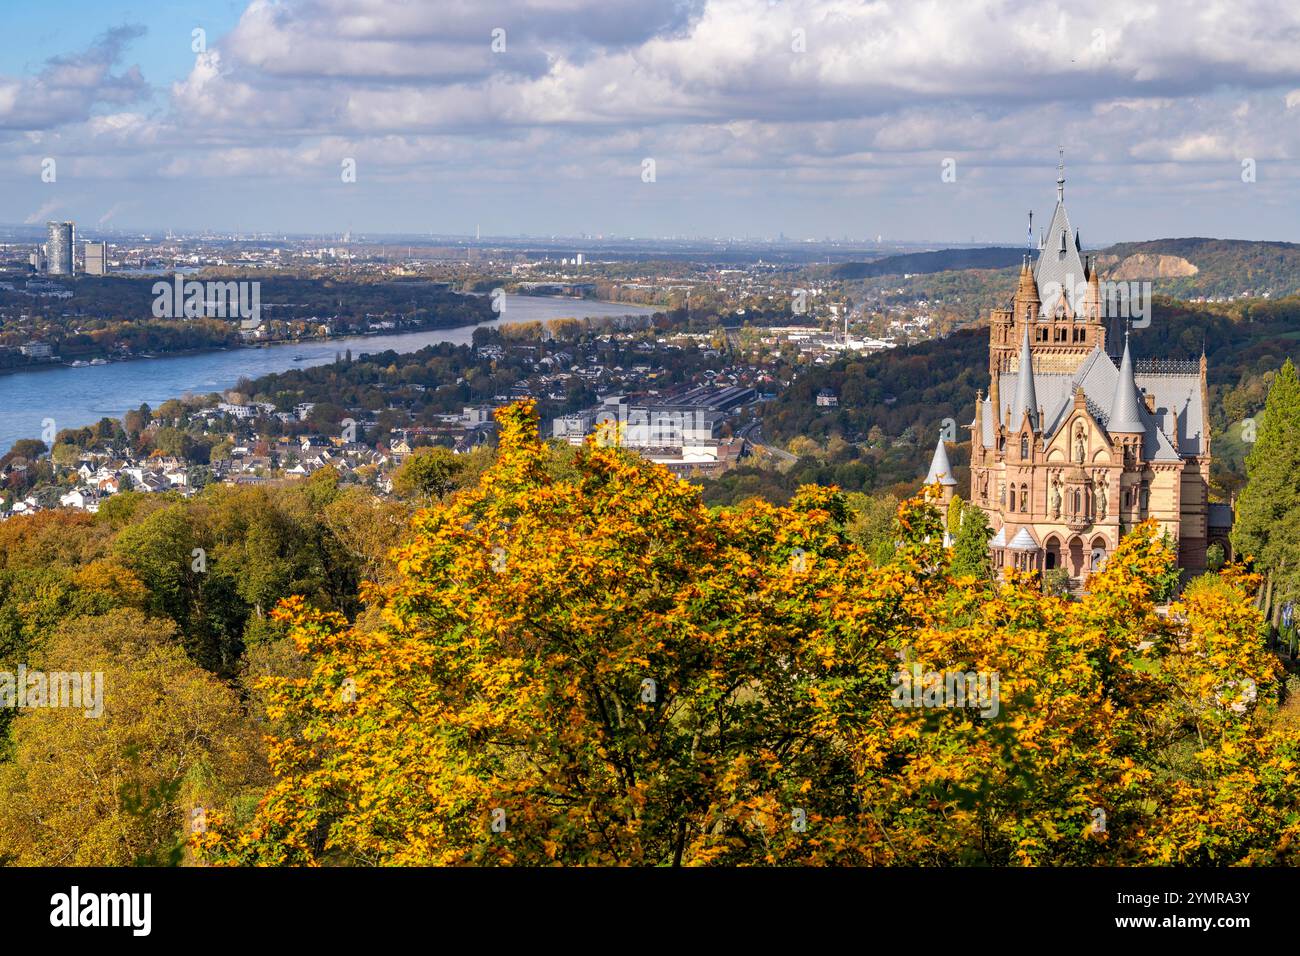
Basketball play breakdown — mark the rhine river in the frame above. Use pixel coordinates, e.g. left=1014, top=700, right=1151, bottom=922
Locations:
left=0, top=295, right=659, bottom=453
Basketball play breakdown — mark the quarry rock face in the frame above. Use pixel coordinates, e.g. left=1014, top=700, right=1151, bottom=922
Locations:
left=1102, top=253, right=1199, bottom=279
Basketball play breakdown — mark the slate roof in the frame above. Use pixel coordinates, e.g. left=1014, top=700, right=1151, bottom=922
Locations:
left=1032, top=199, right=1087, bottom=316
left=1008, top=527, right=1039, bottom=551
left=1012, top=329, right=1039, bottom=430
left=981, top=344, right=1201, bottom=463
left=924, top=436, right=959, bottom=487
left=1108, top=338, right=1146, bottom=434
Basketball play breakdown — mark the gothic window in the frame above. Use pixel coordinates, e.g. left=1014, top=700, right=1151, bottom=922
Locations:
left=1020, top=435, right=1029, bottom=459
left=1021, top=483, right=1029, bottom=513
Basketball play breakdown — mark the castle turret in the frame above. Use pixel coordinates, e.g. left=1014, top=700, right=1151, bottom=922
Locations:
left=924, top=433, right=959, bottom=505
left=1013, top=257, right=1040, bottom=326
left=1013, top=328, right=1039, bottom=432
left=1108, top=335, right=1145, bottom=434
left=1083, top=256, right=1103, bottom=323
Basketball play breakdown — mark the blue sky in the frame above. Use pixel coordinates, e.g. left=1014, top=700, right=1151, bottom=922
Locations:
left=0, top=2, right=241, bottom=88
left=0, top=0, right=1297, bottom=243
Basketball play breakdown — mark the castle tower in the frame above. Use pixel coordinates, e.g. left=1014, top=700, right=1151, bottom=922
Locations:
left=967, top=155, right=1223, bottom=586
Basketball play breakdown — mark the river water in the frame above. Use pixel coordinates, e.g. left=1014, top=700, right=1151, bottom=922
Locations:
left=0, top=295, right=658, bottom=453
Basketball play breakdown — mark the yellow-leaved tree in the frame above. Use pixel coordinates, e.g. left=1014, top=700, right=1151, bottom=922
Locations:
left=198, top=401, right=1300, bottom=866
left=0, top=608, right=266, bottom=865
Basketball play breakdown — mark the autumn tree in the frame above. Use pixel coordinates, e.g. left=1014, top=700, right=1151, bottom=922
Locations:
left=199, top=400, right=1300, bottom=867
left=0, top=609, right=265, bottom=865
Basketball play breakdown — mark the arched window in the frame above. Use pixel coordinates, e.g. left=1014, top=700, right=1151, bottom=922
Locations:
left=1020, top=435, right=1029, bottom=459
left=1020, top=483, right=1029, bottom=513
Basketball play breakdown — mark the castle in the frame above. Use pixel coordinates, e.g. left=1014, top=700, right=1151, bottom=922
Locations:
left=924, top=160, right=1232, bottom=585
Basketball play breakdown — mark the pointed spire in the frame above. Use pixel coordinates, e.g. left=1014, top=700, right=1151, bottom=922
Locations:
left=1014, top=328, right=1038, bottom=431
left=925, top=434, right=958, bottom=487
left=1057, top=145, right=1065, bottom=202
left=1108, top=332, right=1145, bottom=433
left=1084, top=256, right=1102, bottom=321
left=1014, top=256, right=1040, bottom=322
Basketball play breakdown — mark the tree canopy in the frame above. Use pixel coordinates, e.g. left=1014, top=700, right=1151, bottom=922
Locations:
left=197, top=401, right=1300, bottom=866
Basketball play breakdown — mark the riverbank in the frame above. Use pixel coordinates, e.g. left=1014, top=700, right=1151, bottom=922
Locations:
left=0, top=317, right=491, bottom=379
left=0, top=295, right=660, bottom=453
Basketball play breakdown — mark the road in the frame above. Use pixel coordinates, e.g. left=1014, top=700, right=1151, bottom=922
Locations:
left=738, top=420, right=798, bottom=464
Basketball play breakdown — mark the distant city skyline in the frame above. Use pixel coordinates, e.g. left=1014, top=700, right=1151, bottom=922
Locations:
left=1, top=1, right=1298, bottom=243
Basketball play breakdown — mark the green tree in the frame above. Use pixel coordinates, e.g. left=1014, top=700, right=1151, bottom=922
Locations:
left=1231, top=359, right=1300, bottom=628
left=51, top=443, right=81, bottom=469
left=5, top=438, right=46, bottom=461
left=946, top=495, right=964, bottom=534
left=949, top=501, right=993, bottom=580
left=393, top=446, right=466, bottom=503
left=113, top=502, right=246, bottom=675
left=1205, top=542, right=1226, bottom=573
left=844, top=491, right=899, bottom=565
